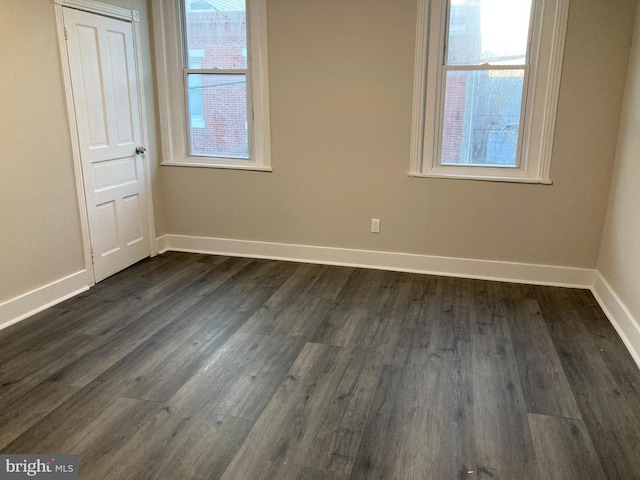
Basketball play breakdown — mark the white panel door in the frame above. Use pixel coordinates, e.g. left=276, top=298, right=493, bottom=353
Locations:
left=63, top=7, right=150, bottom=282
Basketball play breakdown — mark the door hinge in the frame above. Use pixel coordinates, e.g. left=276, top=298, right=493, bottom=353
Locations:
left=90, top=243, right=95, bottom=264
left=64, top=27, right=69, bottom=41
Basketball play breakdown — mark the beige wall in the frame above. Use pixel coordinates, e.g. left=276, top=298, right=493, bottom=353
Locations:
left=0, top=0, right=636, bottom=308
left=0, top=0, right=83, bottom=303
left=160, top=0, right=635, bottom=268
left=0, top=0, right=162, bottom=304
left=598, top=3, right=640, bottom=323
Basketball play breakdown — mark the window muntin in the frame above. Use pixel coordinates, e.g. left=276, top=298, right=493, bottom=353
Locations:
left=410, top=0, right=569, bottom=183
left=154, top=0, right=271, bottom=170
left=437, top=0, right=534, bottom=168
left=183, top=0, right=250, bottom=160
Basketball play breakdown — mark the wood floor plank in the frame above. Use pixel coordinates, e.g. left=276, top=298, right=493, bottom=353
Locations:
left=168, top=332, right=307, bottom=421
left=262, top=263, right=352, bottom=310
left=235, top=263, right=349, bottom=338
left=239, top=296, right=335, bottom=338
left=220, top=259, right=302, bottom=313
left=3, top=391, right=162, bottom=455
left=43, top=257, right=266, bottom=387
left=472, top=331, right=539, bottom=479
left=142, top=413, right=254, bottom=480
left=70, top=397, right=166, bottom=461
left=350, top=364, right=426, bottom=480
left=0, top=372, right=54, bottom=412
left=534, top=288, right=585, bottom=340
left=0, top=255, right=244, bottom=382
left=350, top=362, right=474, bottom=480
left=219, top=342, right=343, bottom=480
left=574, top=302, right=640, bottom=423
left=0, top=304, right=100, bottom=366
left=293, top=345, right=383, bottom=474
left=0, top=381, right=81, bottom=449
left=82, top=407, right=253, bottom=480
left=381, top=291, right=436, bottom=367
left=499, top=281, right=538, bottom=300
left=505, top=298, right=581, bottom=419
left=310, top=268, right=396, bottom=346
left=0, top=267, right=200, bottom=386
left=563, top=287, right=599, bottom=307
left=45, top=292, right=234, bottom=389
left=53, top=252, right=205, bottom=315
left=4, top=264, right=278, bottom=452
left=75, top=254, right=224, bottom=337
left=221, top=342, right=382, bottom=480
left=0, top=331, right=100, bottom=391
left=347, top=272, right=434, bottom=365
left=470, top=278, right=506, bottom=311
left=470, top=279, right=510, bottom=338
left=550, top=320, right=640, bottom=478
left=528, top=413, right=606, bottom=480
left=373, top=273, right=440, bottom=368
left=352, top=278, right=477, bottom=479
left=426, top=276, right=472, bottom=362
left=122, top=311, right=253, bottom=403
left=2, top=253, right=640, bottom=480
left=211, top=334, right=309, bottom=421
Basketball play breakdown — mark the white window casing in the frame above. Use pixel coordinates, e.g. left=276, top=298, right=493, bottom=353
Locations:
left=409, top=0, right=570, bottom=183
left=152, top=0, right=272, bottom=171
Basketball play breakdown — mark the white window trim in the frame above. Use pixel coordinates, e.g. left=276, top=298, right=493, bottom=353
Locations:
left=409, top=0, right=569, bottom=184
left=152, top=0, right=272, bottom=171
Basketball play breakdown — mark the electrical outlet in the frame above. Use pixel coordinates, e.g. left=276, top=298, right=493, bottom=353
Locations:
left=371, top=218, right=380, bottom=234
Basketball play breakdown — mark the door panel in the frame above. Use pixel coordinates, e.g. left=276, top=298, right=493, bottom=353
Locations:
left=75, top=24, right=109, bottom=149
left=96, top=201, right=119, bottom=255
left=64, top=7, right=150, bottom=282
left=121, top=194, right=144, bottom=245
left=93, top=157, right=138, bottom=190
left=106, top=30, right=136, bottom=146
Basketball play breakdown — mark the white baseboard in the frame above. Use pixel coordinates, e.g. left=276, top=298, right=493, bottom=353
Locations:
left=157, top=234, right=170, bottom=255
left=0, top=270, right=90, bottom=331
left=2, top=236, right=636, bottom=372
left=157, top=234, right=594, bottom=288
left=591, top=272, right=640, bottom=369
left=159, top=233, right=640, bottom=370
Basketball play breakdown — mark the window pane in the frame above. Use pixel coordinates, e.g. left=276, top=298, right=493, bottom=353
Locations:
left=188, top=74, right=248, bottom=158
left=447, top=0, right=533, bottom=65
left=188, top=73, right=204, bottom=119
left=184, top=0, right=247, bottom=70
left=441, top=69, right=524, bottom=166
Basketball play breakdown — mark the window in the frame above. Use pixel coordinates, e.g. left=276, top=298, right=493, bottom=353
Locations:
left=153, top=0, right=271, bottom=171
left=410, top=0, right=569, bottom=183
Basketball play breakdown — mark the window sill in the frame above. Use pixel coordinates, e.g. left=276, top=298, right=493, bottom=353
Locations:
left=408, top=172, right=553, bottom=185
left=161, top=161, right=272, bottom=172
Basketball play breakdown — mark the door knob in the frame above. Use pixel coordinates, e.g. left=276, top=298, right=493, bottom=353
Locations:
left=136, top=146, right=147, bottom=155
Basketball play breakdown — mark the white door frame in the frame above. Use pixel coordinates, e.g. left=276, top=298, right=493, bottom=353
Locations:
left=53, top=0, right=157, bottom=285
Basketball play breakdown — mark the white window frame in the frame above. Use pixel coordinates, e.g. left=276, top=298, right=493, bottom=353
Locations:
left=409, top=0, right=569, bottom=184
left=153, top=0, right=272, bottom=171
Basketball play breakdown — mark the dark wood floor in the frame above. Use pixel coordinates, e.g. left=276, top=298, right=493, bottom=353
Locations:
left=2, top=253, right=640, bottom=479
